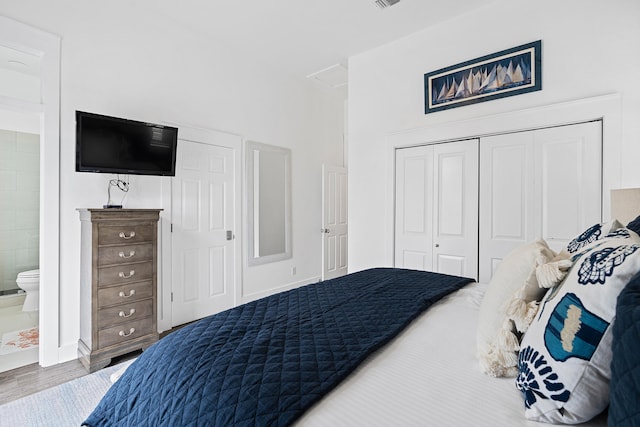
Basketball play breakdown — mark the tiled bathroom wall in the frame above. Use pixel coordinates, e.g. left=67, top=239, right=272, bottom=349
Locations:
left=0, top=129, right=39, bottom=293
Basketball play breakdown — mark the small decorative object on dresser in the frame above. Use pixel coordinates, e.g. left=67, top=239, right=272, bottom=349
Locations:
left=77, top=208, right=161, bottom=372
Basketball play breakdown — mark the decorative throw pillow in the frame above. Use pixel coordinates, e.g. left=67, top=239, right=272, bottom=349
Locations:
left=477, top=240, right=555, bottom=377
left=534, top=257, right=573, bottom=289
left=609, top=271, right=640, bottom=427
left=557, top=219, right=623, bottom=259
left=507, top=250, right=574, bottom=332
left=627, top=214, right=640, bottom=236
left=516, top=228, right=640, bottom=424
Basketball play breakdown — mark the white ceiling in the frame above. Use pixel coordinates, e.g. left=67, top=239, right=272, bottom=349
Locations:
left=147, top=0, right=498, bottom=84
left=0, top=0, right=499, bottom=87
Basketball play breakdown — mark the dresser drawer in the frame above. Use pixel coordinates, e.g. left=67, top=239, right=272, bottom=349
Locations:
left=98, top=261, right=153, bottom=286
left=98, top=243, right=153, bottom=266
left=98, top=224, right=155, bottom=245
left=97, top=299, right=153, bottom=329
left=97, top=281, right=153, bottom=308
left=98, top=317, right=153, bottom=349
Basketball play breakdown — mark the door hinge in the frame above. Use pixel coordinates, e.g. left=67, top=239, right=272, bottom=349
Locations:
left=170, top=223, right=173, bottom=233
left=171, top=292, right=174, bottom=302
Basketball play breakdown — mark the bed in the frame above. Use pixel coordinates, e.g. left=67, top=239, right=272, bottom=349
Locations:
left=83, top=218, right=640, bottom=426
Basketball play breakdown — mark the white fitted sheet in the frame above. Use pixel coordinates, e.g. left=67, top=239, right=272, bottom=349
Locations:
left=295, top=283, right=608, bottom=427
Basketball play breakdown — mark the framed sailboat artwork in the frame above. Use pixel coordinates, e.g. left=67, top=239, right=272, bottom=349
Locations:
left=424, top=40, right=542, bottom=114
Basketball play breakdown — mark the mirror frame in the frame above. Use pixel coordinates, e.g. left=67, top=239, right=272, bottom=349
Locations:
left=245, top=141, right=292, bottom=266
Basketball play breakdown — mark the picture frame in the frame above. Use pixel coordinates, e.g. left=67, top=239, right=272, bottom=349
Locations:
left=424, top=40, right=542, bottom=114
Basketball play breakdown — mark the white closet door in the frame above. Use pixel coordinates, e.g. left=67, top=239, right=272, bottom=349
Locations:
left=478, top=121, right=602, bottom=282
left=395, top=139, right=479, bottom=279
left=533, top=122, right=602, bottom=252
left=395, top=145, right=434, bottom=271
left=432, top=140, right=479, bottom=278
left=479, top=132, right=536, bottom=283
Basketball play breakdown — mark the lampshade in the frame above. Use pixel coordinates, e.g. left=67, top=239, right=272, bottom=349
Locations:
left=611, top=188, right=640, bottom=225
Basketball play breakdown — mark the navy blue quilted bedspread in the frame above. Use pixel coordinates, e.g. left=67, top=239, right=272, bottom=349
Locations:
left=83, top=268, right=473, bottom=427
left=609, top=271, right=640, bottom=427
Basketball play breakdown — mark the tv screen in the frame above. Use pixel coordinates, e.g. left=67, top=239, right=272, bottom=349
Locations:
left=76, top=111, right=178, bottom=176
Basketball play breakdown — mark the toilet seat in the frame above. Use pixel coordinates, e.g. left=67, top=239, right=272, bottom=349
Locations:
left=17, top=269, right=40, bottom=279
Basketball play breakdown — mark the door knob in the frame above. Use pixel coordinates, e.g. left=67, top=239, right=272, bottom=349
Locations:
left=435, top=243, right=440, bottom=247
left=321, top=228, right=330, bottom=234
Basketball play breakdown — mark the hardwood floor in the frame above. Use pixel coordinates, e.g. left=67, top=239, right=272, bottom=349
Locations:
left=0, top=324, right=189, bottom=406
left=0, top=350, right=140, bottom=406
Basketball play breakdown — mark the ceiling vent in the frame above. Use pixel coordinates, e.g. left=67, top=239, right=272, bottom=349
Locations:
left=306, top=64, right=347, bottom=89
left=375, top=0, right=400, bottom=9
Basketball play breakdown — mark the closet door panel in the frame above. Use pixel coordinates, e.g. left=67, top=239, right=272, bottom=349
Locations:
left=479, top=121, right=602, bottom=283
left=394, top=146, right=434, bottom=271
left=433, top=139, right=479, bottom=279
left=490, top=145, right=528, bottom=240
left=479, top=132, right=534, bottom=283
left=535, top=122, right=602, bottom=252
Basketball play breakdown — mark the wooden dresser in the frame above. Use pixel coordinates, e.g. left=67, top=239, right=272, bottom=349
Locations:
left=78, top=208, right=161, bottom=372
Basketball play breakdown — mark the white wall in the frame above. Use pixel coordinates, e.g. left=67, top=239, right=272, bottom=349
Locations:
left=348, top=0, right=640, bottom=272
left=2, top=1, right=344, bottom=361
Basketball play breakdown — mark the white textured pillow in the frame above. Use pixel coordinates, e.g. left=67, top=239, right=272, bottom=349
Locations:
left=477, top=239, right=555, bottom=377
left=517, top=227, right=640, bottom=423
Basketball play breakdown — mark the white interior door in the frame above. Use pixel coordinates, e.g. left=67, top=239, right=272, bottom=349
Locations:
left=395, top=145, right=434, bottom=271
left=478, top=121, right=602, bottom=282
left=533, top=122, right=602, bottom=252
left=395, top=140, right=478, bottom=279
left=171, top=139, right=236, bottom=326
left=432, top=140, right=479, bottom=278
left=479, top=132, right=536, bottom=282
left=322, top=165, right=348, bottom=280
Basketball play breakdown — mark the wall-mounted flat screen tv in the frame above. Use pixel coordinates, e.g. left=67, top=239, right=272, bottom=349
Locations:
left=76, top=111, right=178, bottom=176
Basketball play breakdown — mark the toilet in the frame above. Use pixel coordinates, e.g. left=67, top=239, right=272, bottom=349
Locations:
left=16, top=269, right=40, bottom=312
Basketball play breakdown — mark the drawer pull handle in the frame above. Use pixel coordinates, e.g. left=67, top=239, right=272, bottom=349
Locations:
left=119, top=231, right=136, bottom=240
left=119, top=308, right=136, bottom=318
left=119, top=250, right=136, bottom=259
left=118, top=270, right=135, bottom=279
left=118, top=289, right=136, bottom=298
left=119, top=328, right=135, bottom=337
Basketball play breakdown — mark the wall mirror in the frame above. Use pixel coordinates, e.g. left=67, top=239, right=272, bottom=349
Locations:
left=246, top=141, right=292, bottom=266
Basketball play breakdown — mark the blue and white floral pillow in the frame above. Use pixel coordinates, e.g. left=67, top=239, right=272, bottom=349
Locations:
left=559, top=219, right=623, bottom=258
left=516, top=226, right=640, bottom=424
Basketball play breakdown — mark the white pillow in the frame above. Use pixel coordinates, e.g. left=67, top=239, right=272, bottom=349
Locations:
left=477, top=239, right=555, bottom=377
left=516, top=227, right=640, bottom=423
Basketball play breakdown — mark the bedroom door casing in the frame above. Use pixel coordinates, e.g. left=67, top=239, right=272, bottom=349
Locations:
left=171, top=139, right=236, bottom=327
left=394, top=139, right=479, bottom=279
left=478, top=121, right=602, bottom=282
left=322, top=165, right=348, bottom=280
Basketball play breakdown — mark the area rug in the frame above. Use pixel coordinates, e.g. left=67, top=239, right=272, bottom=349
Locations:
left=0, top=327, right=38, bottom=355
left=0, top=358, right=135, bottom=426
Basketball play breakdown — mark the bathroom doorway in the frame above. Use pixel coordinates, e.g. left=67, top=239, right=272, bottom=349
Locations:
left=0, top=99, right=41, bottom=373
left=0, top=17, right=61, bottom=370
